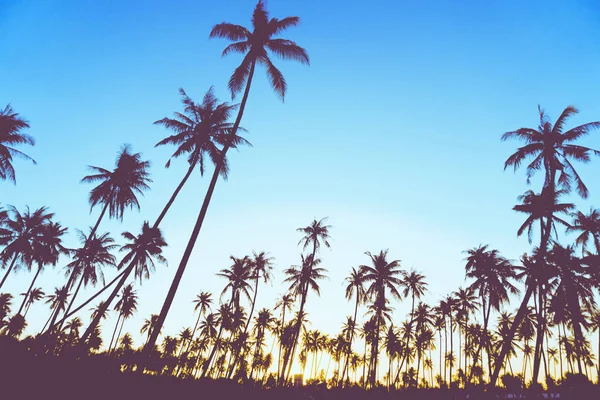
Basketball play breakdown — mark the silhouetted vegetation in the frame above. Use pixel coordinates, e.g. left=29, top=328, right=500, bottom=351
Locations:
left=2, top=1, right=600, bottom=399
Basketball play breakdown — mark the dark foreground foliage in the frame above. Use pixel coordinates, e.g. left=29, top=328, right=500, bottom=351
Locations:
left=1, top=336, right=599, bottom=400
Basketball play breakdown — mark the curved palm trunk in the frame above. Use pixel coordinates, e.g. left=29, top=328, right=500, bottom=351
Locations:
left=187, top=310, right=203, bottom=355
left=144, top=60, right=257, bottom=358
left=0, top=253, right=19, bottom=289
left=340, top=293, right=359, bottom=386
left=46, top=275, right=85, bottom=335
left=18, top=263, right=42, bottom=315
left=276, top=307, right=287, bottom=382
left=154, top=162, right=195, bottom=227
left=449, top=316, right=454, bottom=388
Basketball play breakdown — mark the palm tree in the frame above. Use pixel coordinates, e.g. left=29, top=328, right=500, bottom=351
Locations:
left=280, top=218, right=331, bottom=382
left=0, top=293, right=13, bottom=329
left=274, top=293, right=294, bottom=381
left=495, top=105, right=600, bottom=386
left=153, top=86, right=249, bottom=226
left=360, top=250, right=404, bottom=387
left=0, top=206, right=54, bottom=289
left=140, top=314, right=161, bottom=345
left=568, top=208, right=600, bottom=255
left=228, top=251, right=274, bottom=376
left=79, top=222, right=166, bottom=345
left=340, top=266, right=366, bottom=385
left=49, top=230, right=117, bottom=333
left=20, top=287, right=44, bottom=317
left=399, top=270, right=428, bottom=372
left=453, top=286, right=479, bottom=377
left=281, top=253, right=329, bottom=382
left=146, top=0, right=309, bottom=355
left=109, top=283, right=138, bottom=352
left=58, top=145, right=151, bottom=325
left=41, top=286, right=69, bottom=333
left=189, top=291, right=213, bottom=351
left=0, top=104, right=35, bottom=184
left=465, top=245, right=518, bottom=378
left=589, top=308, right=600, bottom=380
left=17, top=220, right=68, bottom=315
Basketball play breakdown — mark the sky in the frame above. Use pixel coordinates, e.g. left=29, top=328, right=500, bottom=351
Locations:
left=2, top=0, right=600, bottom=376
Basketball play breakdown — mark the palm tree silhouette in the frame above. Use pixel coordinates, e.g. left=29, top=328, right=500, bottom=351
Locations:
left=340, top=266, right=366, bottom=386
left=153, top=87, right=249, bottom=226
left=452, top=286, right=479, bottom=378
left=17, top=220, right=68, bottom=316
left=398, top=269, right=428, bottom=375
left=20, top=286, right=44, bottom=317
left=47, top=231, right=117, bottom=334
left=464, top=245, right=518, bottom=379
left=360, top=249, right=403, bottom=387
left=189, top=291, right=213, bottom=353
left=79, top=222, right=166, bottom=345
left=495, top=106, right=600, bottom=386
left=0, top=206, right=54, bottom=289
left=280, top=218, right=331, bottom=383
left=0, top=104, right=35, bottom=184
left=281, top=253, right=328, bottom=382
left=146, top=0, right=309, bottom=355
left=568, top=207, right=600, bottom=255
left=109, top=283, right=138, bottom=352
left=41, top=285, right=69, bottom=333
left=56, top=146, right=151, bottom=330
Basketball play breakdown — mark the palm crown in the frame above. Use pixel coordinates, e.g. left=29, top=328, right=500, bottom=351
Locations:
left=0, top=104, right=35, bottom=184
left=209, top=0, right=309, bottom=100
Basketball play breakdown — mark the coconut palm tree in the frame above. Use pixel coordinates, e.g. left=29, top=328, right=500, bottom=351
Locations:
left=109, top=283, right=138, bottom=352
left=465, top=245, right=518, bottom=378
left=495, top=105, right=600, bottom=386
left=20, top=287, right=44, bottom=317
left=274, top=293, right=294, bottom=381
left=79, top=222, right=166, bottom=345
left=281, top=253, right=328, bottom=382
left=0, top=206, right=54, bottom=289
left=360, top=250, right=404, bottom=387
left=568, top=208, right=600, bottom=255
left=189, top=291, right=213, bottom=352
left=140, top=314, right=161, bottom=345
left=57, top=145, right=151, bottom=325
left=153, top=86, right=249, bottom=226
left=453, top=286, right=479, bottom=377
left=0, top=104, right=35, bottom=184
left=147, top=0, right=310, bottom=355
left=49, top=231, right=117, bottom=333
left=280, top=218, right=331, bottom=382
left=399, top=270, right=428, bottom=371
left=17, top=221, right=68, bottom=315
left=340, top=266, right=366, bottom=385
left=41, top=286, right=69, bottom=333
left=0, top=292, right=13, bottom=329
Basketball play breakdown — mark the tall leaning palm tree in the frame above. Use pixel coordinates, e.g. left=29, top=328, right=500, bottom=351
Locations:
left=0, top=104, right=35, bottom=184
left=360, top=250, right=404, bottom=387
left=145, top=0, right=309, bottom=354
left=494, top=105, right=600, bottom=387
left=153, top=87, right=249, bottom=227
left=57, top=145, right=151, bottom=328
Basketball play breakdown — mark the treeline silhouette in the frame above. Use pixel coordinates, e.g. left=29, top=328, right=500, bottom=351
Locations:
left=2, top=1, right=600, bottom=399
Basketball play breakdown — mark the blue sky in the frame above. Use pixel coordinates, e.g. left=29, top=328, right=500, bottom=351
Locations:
left=2, top=0, right=600, bottom=369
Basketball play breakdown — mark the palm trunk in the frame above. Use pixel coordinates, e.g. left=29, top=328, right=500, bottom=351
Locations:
left=187, top=309, right=203, bottom=354
left=449, top=316, right=453, bottom=388
left=144, top=60, right=257, bottom=358
left=18, top=263, right=42, bottom=315
left=115, top=316, right=126, bottom=352
left=340, top=293, right=359, bottom=386
left=276, top=307, right=286, bottom=382
left=281, top=240, right=318, bottom=384
left=0, top=253, right=19, bottom=289
left=108, top=314, right=121, bottom=352
left=154, top=162, right=195, bottom=227
left=227, top=276, right=259, bottom=378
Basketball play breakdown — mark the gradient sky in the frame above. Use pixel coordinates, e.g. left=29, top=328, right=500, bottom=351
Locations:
left=2, top=0, right=600, bottom=372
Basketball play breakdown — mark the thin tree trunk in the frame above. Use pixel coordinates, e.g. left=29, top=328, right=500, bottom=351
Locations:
left=18, top=263, right=42, bottom=315
left=154, top=162, right=195, bottom=227
left=227, top=276, right=259, bottom=378
left=108, top=314, right=122, bottom=352
left=144, top=60, right=257, bottom=360
left=0, top=253, right=19, bottom=289
left=340, top=293, right=359, bottom=386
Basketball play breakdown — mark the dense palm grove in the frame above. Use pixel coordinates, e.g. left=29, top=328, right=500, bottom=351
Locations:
left=2, top=2, right=600, bottom=398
